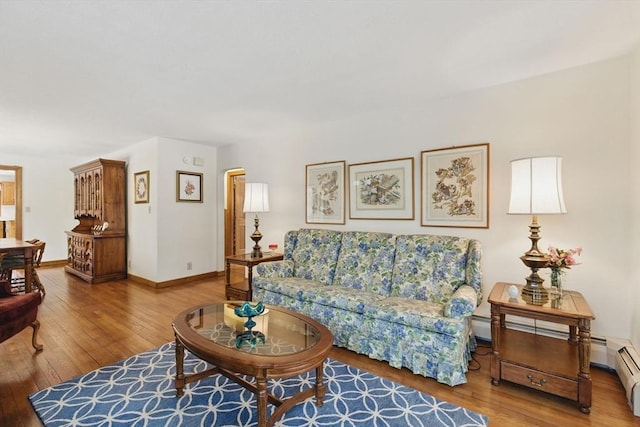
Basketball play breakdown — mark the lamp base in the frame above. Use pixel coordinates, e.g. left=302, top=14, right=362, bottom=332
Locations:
left=250, top=232, right=263, bottom=258
left=518, top=215, right=551, bottom=305
left=250, top=245, right=263, bottom=258
left=250, top=215, right=263, bottom=258
left=520, top=283, right=549, bottom=306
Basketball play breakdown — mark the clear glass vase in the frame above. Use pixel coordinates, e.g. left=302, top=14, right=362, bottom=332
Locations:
left=550, top=268, right=564, bottom=298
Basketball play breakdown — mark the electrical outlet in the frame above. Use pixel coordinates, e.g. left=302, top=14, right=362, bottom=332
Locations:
left=186, top=262, right=192, bottom=270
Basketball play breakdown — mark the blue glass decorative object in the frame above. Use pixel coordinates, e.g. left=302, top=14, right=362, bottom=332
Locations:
left=234, top=301, right=266, bottom=348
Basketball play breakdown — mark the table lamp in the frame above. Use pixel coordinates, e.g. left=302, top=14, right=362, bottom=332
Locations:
left=508, top=157, right=566, bottom=305
left=243, top=183, right=270, bottom=258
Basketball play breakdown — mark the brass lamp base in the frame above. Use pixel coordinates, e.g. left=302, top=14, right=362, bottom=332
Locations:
left=519, top=215, right=550, bottom=306
left=250, top=235, right=263, bottom=258
left=250, top=214, right=263, bottom=258
left=520, top=256, right=550, bottom=306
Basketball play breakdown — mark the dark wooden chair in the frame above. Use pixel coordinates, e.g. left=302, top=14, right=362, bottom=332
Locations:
left=0, top=239, right=46, bottom=296
left=0, top=279, right=43, bottom=351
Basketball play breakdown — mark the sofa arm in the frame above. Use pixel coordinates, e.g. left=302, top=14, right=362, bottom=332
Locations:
left=443, top=285, right=478, bottom=319
left=255, top=260, right=294, bottom=278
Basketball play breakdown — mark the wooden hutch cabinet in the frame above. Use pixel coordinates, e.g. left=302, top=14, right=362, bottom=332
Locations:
left=65, top=158, right=127, bottom=284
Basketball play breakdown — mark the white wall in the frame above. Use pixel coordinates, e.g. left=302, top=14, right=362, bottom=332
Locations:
left=218, top=53, right=635, bottom=342
left=108, top=137, right=218, bottom=282
left=156, top=137, right=218, bottom=281
left=0, top=153, right=83, bottom=260
left=112, top=137, right=159, bottom=281
left=630, top=43, right=640, bottom=350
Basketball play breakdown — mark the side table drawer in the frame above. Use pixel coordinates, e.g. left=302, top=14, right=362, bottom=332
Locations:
left=226, top=285, right=250, bottom=301
left=501, top=362, right=578, bottom=400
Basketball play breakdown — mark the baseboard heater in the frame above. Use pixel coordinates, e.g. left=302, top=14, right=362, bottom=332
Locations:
left=616, top=345, right=640, bottom=417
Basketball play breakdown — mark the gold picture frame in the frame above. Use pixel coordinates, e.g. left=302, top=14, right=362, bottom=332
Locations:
left=176, top=171, right=203, bottom=203
left=305, top=160, right=346, bottom=224
left=349, top=157, right=414, bottom=220
left=421, top=143, right=490, bottom=228
left=134, top=170, right=149, bottom=204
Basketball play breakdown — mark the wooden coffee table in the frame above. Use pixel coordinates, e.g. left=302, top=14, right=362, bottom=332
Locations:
left=172, top=302, right=334, bottom=427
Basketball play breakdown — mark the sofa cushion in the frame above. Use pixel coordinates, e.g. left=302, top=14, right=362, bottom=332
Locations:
left=363, top=296, right=467, bottom=337
left=333, top=231, right=396, bottom=296
left=253, top=276, right=327, bottom=300
left=291, top=229, right=343, bottom=285
left=282, top=230, right=298, bottom=261
left=391, top=235, right=471, bottom=304
left=255, top=259, right=294, bottom=278
left=300, top=286, right=386, bottom=314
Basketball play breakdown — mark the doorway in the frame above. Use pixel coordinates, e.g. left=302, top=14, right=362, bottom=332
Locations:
left=225, top=169, right=246, bottom=283
left=0, top=165, right=22, bottom=240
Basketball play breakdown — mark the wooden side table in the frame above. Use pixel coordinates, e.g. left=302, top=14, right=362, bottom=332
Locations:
left=225, top=252, right=284, bottom=300
left=488, top=282, right=595, bottom=413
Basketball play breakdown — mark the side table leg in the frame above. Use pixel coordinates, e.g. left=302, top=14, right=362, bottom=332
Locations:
left=247, top=264, right=254, bottom=301
left=225, top=259, right=231, bottom=300
left=568, top=325, right=578, bottom=344
left=175, top=336, right=185, bottom=397
left=490, top=305, right=501, bottom=386
left=578, top=319, right=592, bottom=414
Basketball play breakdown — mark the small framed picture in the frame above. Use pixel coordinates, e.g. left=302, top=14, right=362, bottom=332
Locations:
left=305, top=160, right=346, bottom=224
left=176, top=171, right=203, bottom=203
left=421, top=143, right=490, bottom=228
left=134, top=171, right=150, bottom=204
left=349, top=157, right=414, bottom=220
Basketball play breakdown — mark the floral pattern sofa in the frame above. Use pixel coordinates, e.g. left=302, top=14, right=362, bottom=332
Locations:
left=253, top=228, right=483, bottom=386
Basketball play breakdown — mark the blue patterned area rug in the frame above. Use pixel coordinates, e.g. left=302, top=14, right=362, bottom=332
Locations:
left=29, top=342, right=488, bottom=426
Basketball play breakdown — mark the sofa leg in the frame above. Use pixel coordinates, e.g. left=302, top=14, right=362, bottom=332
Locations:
left=30, top=319, right=43, bottom=351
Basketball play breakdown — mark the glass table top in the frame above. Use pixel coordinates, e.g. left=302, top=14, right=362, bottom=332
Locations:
left=180, top=303, right=321, bottom=356
left=494, top=283, right=579, bottom=312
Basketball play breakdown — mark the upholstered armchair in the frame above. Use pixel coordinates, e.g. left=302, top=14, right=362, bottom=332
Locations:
left=0, top=279, right=43, bottom=351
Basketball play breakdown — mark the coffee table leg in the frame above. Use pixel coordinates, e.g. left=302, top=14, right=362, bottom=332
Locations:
left=257, top=377, right=268, bottom=427
left=316, top=362, right=325, bottom=406
left=175, top=337, right=185, bottom=397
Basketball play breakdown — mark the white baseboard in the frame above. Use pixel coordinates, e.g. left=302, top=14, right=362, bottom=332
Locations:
left=471, top=315, right=610, bottom=369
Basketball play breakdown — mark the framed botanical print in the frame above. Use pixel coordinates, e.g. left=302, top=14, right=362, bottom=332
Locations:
left=305, top=160, right=346, bottom=224
left=134, top=171, right=150, bottom=204
left=421, top=143, right=490, bottom=228
left=349, top=157, right=414, bottom=220
left=176, top=170, right=203, bottom=203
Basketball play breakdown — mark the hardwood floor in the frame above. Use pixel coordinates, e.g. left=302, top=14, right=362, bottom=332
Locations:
left=1, top=267, right=638, bottom=426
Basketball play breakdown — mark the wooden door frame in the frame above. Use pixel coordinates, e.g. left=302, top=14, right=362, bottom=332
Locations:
left=0, top=165, right=22, bottom=240
left=224, top=169, right=245, bottom=257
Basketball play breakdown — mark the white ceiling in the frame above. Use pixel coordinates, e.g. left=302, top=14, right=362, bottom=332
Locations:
left=1, top=0, right=639, bottom=158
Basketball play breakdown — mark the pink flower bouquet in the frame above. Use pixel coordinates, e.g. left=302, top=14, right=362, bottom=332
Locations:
left=547, top=246, right=582, bottom=269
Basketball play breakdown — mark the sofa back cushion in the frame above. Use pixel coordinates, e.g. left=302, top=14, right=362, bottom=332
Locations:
left=333, top=231, right=396, bottom=296
left=282, top=230, right=298, bottom=261
left=291, top=228, right=343, bottom=285
left=391, top=234, right=478, bottom=304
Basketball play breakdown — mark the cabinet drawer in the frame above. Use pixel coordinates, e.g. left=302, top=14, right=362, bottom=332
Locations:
left=501, top=362, right=578, bottom=400
left=226, top=286, right=250, bottom=301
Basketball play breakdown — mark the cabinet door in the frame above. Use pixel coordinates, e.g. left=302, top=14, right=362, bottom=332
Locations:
left=1, top=182, right=16, bottom=205
left=74, top=174, right=80, bottom=216
left=91, top=168, right=103, bottom=218
left=78, top=172, right=88, bottom=215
